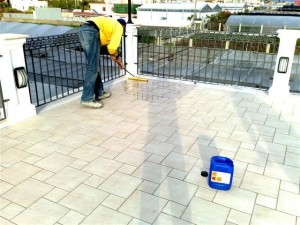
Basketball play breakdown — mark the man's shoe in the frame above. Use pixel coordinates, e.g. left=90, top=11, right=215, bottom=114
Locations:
left=81, top=101, right=103, bottom=109
left=95, top=92, right=111, bottom=101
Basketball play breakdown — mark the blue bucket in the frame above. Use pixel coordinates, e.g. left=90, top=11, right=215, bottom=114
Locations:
left=208, top=156, right=234, bottom=191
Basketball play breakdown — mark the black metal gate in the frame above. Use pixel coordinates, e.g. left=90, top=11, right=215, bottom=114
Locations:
left=24, top=33, right=124, bottom=107
left=138, top=28, right=281, bottom=91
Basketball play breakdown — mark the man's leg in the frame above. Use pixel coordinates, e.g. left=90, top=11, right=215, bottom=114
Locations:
left=79, top=26, right=101, bottom=104
left=94, top=72, right=103, bottom=99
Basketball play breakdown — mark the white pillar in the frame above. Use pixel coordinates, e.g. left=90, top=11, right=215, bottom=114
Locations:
left=125, top=24, right=139, bottom=75
left=0, top=34, right=36, bottom=129
left=225, top=41, right=230, bottom=50
left=269, top=30, right=300, bottom=99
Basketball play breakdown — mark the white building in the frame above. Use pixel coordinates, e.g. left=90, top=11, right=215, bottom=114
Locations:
left=10, top=0, right=47, bottom=11
left=217, top=3, right=250, bottom=13
left=136, top=3, right=217, bottom=27
left=89, top=3, right=115, bottom=17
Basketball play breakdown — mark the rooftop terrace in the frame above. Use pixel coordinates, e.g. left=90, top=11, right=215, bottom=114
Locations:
left=1, top=78, right=299, bottom=225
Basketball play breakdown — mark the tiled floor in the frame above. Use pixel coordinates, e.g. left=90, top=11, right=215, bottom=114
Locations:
left=1, top=78, right=300, bottom=225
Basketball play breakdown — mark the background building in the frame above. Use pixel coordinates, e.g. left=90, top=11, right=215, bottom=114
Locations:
left=9, top=0, right=47, bottom=11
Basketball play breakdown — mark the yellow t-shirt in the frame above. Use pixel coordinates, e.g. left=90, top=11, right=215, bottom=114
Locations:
left=90, top=17, right=123, bottom=56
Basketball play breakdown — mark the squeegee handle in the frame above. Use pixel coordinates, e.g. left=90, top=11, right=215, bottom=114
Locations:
left=116, top=60, right=136, bottom=77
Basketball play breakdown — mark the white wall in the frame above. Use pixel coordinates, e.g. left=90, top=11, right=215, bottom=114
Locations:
left=0, top=34, right=36, bottom=128
left=10, top=0, right=47, bottom=11
left=89, top=3, right=114, bottom=16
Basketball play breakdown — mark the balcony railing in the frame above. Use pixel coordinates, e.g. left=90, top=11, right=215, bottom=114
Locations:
left=23, top=33, right=125, bottom=107
left=22, top=28, right=300, bottom=109
left=137, top=28, right=282, bottom=91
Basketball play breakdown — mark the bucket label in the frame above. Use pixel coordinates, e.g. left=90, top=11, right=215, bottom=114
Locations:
left=211, top=171, right=231, bottom=184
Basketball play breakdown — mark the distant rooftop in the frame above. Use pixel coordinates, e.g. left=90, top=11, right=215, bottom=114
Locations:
left=226, top=14, right=300, bottom=31
left=0, top=21, right=78, bottom=37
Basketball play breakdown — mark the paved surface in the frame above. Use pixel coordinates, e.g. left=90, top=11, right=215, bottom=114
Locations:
left=1, top=78, right=300, bottom=225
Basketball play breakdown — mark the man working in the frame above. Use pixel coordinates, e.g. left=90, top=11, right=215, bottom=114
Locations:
left=79, top=17, right=126, bottom=109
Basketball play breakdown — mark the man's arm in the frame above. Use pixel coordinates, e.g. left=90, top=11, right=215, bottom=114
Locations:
left=107, top=25, right=123, bottom=57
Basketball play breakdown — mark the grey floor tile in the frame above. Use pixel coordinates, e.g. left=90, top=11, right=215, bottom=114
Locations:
left=235, top=148, right=268, bottom=167
left=277, top=190, right=300, bottom=216
left=115, top=148, right=151, bottom=167
left=208, top=121, right=236, bottom=134
left=58, top=133, right=93, bottom=148
left=210, top=136, right=241, bottom=152
left=256, top=194, right=277, bottom=209
left=0, top=203, right=24, bottom=220
left=119, top=190, right=168, bottom=224
left=46, top=167, right=90, bottom=191
left=58, top=210, right=85, bottom=225
left=169, top=118, right=197, bottom=132
left=248, top=124, right=275, bottom=137
left=194, top=186, right=216, bottom=201
left=100, top=136, right=133, bottom=152
left=213, top=186, right=256, bottom=214
left=118, top=164, right=137, bottom=175
left=69, top=144, right=107, bottom=162
left=154, top=177, right=197, bottom=205
left=150, top=123, right=177, bottom=137
left=153, top=213, right=193, bottom=225
left=2, top=178, right=53, bottom=207
left=133, top=161, right=172, bottom=184
left=285, top=152, right=300, bottom=168
left=241, top=172, right=280, bottom=198
left=24, top=140, right=73, bottom=157
left=168, top=169, right=188, bottom=180
left=83, top=174, right=105, bottom=188
left=2, top=79, right=300, bottom=225
left=273, top=133, right=300, bottom=149
left=287, top=146, right=300, bottom=154
left=44, top=188, right=68, bottom=202
left=0, top=148, right=30, bottom=167
left=0, top=137, right=22, bottom=152
left=99, top=172, right=142, bottom=198
left=264, top=161, right=300, bottom=184
left=243, top=111, right=267, bottom=122
left=82, top=156, right=123, bottom=178
left=0, top=197, right=10, bottom=210
left=230, top=130, right=259, bottom=144
left=111, top=121, right=140, bottom=134
left=250, top=205, right=296, bottom=225
left=166, top=133, right=197, bottom=149
left=126, top=130, right=157, bottom=144
left=101, top=194, right=125, bottom=210
left=227, top=209, right=251, bottom=225
left=264, top=118, right=290, bottom=130
left=188, top=126, right=217, bottom=140
left=17, top=129, right=53, bottom=144
left=280, top=180, right=299, bottom=194
left=184, top=166, right=210, bottom=188
left=255, top=140, right=286, bottom=157
left=0, top=181, right=13, bottom=195
left=35, top=152, right=76, bottom=173
left=182, top=197, right=230, bottom=225
left=162, top=152, right=197, bottom=172
left=143, top=140, right=175, bottom=157
left=162, top=201, right=186, bottom=218
left=12, top=198, right=69, bottom=225
left=59, top=184, right=109, bottom=215
left=0, top=162, right=41, bottom=185
left=82, top=205, right=132, bottom=225
left=186, top=143, right=220, bottom=161
left=128, top=218, right=151, bottom=225
left=0, top=216, right=15, bottom=225
left=137, top=180, right=159, bottom=194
